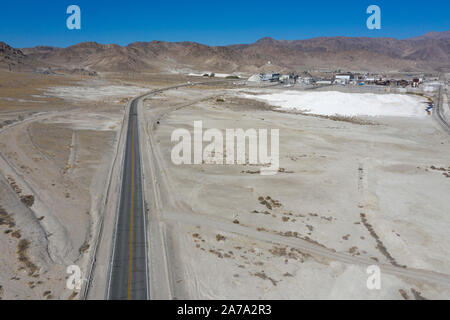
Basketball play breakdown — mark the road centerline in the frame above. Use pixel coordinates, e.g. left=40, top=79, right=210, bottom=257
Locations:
left=108, top=98, right=149, bottom=300
left=127, top=112, right=136, bottom=300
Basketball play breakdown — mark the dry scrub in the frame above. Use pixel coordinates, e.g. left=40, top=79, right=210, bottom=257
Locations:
left=17, top=239, right=40, bottom=276
left=360, top=213, right=405, bottom=268
left=0, top=206, right=15, bottom=228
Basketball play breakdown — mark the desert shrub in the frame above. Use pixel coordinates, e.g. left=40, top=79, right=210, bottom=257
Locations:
left=20, top=195, right=34, bottom=207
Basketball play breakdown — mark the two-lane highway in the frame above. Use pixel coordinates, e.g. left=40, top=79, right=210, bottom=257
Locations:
left=107, top=97, right=149, bottom=300
left=103, top=80, right=240, bottom=300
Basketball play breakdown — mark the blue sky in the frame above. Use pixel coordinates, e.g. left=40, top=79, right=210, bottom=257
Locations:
left=0, top=0, right=448, bottom=48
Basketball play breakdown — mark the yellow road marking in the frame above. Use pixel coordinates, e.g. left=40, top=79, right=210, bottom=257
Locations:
left=127, top=109, right=135, bottom=300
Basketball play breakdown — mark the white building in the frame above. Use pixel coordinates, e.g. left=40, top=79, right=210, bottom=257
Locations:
left=334, top=73, right=354, bottom=84
left=316, top=80, right=332, bottom=85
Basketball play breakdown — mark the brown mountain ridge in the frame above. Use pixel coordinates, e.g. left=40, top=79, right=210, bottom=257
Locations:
left=2, top=31, right=449, bottom=73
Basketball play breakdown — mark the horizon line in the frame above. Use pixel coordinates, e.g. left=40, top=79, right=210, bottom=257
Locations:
left=5, top=29, right=449, bottom=49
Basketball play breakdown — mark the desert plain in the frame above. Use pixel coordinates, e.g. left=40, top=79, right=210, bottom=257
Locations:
left=0, top=70, right=449, bottom=300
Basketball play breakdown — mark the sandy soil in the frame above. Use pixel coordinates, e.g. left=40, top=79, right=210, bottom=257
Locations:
left=0, top=71, right=153, bottom=300
left=0, top=71, right=235, bottom=300
left=142, top=86, right=450, bottom=299
left=1, top=70, right=449, bottom=300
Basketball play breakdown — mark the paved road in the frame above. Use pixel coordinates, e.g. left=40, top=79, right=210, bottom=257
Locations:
left=107, top=97, right=149, bottom=300
left=100, top=79, right=450, bottom=300
left=103, top=80, right=238, bottom=300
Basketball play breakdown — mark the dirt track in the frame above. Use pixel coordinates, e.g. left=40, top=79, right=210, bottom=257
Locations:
left=139, top=85, right=450, bottom=299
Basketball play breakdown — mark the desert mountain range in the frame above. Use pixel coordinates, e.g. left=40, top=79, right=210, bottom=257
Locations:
left=1, top=31, right=449, bottom=74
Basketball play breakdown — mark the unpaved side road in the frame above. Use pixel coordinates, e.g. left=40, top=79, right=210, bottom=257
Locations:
left=139, top=87, right=450, bottom=294
left=86, top=80, right=235, bottom=300
left=83, top=103, right=129, bottom=300
left=90, top=80, right=450, bottom=300
left=164, top=210, right=450, bottom=289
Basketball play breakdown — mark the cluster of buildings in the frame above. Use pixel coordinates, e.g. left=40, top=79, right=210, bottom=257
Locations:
left=248, top=73, right=281, bottom=82
left=248, top=71, right=432, bottom=88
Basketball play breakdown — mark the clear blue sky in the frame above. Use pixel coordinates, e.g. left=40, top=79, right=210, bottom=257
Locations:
left=0, top=0, right=448, bottom=48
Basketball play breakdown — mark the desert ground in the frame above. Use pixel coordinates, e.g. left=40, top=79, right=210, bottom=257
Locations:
left=0, top=71, right=158, bottom=299
left=140, top=82, right=450, bottom=299
left=0, top=71, right=449, bottom=300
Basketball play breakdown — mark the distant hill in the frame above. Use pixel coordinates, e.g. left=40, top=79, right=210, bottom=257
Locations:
left=0, top=42, right=32, bottom=71
left=228, top=33, right=450, bottom=72
left=410, top=31, right=450, bottom=41
left=2, top=30, right=449, bottom=73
